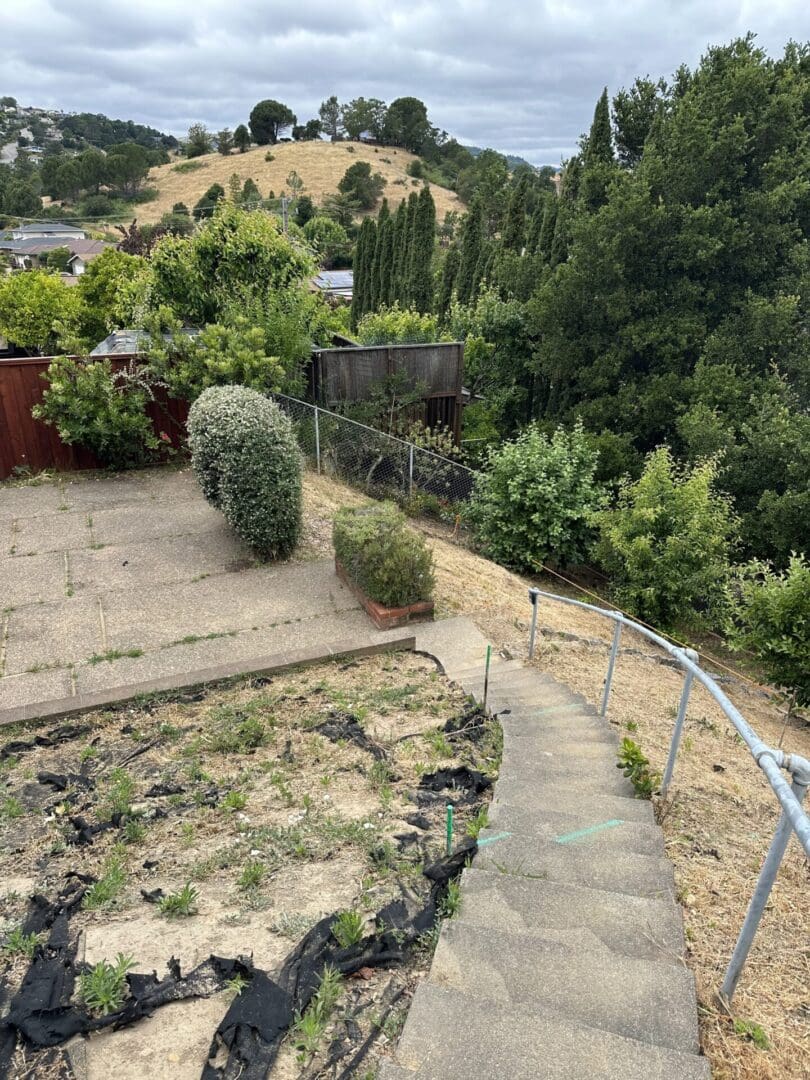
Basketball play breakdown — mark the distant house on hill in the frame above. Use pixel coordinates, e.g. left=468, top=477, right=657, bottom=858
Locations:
left=0, top=233, right=110, bottom=271
left=67, top=250, right=104, bottom=276
left=8, top=222, right=87, bottom=241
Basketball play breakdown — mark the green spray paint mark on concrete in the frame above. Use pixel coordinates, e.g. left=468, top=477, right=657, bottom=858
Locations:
left=555, top=819, right=625, bottom=844
left=477, top=831, right=512, bottom=848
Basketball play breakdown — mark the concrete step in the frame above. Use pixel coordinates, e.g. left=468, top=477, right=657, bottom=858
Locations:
left=489, top=781, right=655, bottom=823
left=499, top=749, right=635, bottom=796
left=430, top=921, right=700, bottom=1053
left=457, top=867, right=683, bottom=962
left=377, top=1064, right=416, bottom=1079
left=502, top=723, right=619, bottom=751
left=393, top=983, right=710, bottom=1079
left=483, top=805, right=665, bottom=855
left=475, top=829, right=674, bottom=898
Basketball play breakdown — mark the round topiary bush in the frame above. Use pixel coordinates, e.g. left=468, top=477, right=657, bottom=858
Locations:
left=187, top=385, right=302, bottom=559
left=333, top=502, right=434, bottom=608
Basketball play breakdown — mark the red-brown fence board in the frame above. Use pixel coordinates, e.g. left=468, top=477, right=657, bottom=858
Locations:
left=0, top=356, right=189, bottom=480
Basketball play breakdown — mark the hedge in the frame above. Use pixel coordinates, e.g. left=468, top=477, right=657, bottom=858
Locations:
left=333, top=502, right=434, bottom=608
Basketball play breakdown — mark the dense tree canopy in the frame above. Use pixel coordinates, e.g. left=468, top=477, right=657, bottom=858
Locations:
left=249, top=100, right=296, bottom=145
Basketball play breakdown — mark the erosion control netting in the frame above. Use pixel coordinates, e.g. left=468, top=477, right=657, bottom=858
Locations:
left=0, top=842, right=476, bottom=1079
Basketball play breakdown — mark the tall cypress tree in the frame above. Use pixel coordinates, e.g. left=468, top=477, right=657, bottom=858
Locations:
left=438, top=245, right=460, bottom=320
left=526, top=201, right=545, bottom=255
left=502, top=172, right=529, bottom=251
left=537, top=197, right=558, bottom=261
left=350, top=217, right=376, bottom=329
left=369, top=198, right=389, bottom=311
left=584, top=88, right=614, bottom=166
left=398, top=191, right=420, bottom=305
left=390, top=200, right=408, bottom=304
left=455, top=198, right=484, bottom=305
left=377, top=213, right=395, bottom=307
left=408, top=186, right=436, bottom=313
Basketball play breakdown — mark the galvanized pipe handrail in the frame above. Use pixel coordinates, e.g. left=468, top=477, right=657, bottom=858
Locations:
left=527, top=586, right=810, bottom=1003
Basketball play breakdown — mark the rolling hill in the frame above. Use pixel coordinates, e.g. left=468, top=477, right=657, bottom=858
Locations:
left=137, top=140, right=465, bottom=223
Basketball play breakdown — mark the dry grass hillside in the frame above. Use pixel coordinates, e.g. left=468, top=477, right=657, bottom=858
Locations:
left=137, top=140, right=464, bottom=224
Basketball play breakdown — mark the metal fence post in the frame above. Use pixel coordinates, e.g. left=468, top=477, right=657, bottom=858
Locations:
left=528, top=588, right=540, bottom=660
left=721, top=771, right=808, bottom=1003
left=314, top=406, right=321, bottom=474
left=600, top=619, right=623, bottom=717
left=408, top=443, right=414, bottom=499
left=661, top=652, right=698, bottom=799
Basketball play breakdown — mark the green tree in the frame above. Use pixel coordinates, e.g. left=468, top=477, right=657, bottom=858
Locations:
left=45, top=246, right=72, bottom=273
left=241, top=177, right=261, bottom=207
left=408, top=185, right=436, bottom=312
left=0, top=270, right=79, bottom=353
left=580, top=88, right=617, bottom=209
left=470, top=421, right=604, bottom=572
left=502, top=172, right=529, bottom=251
left=249, top=99, right=296, bottom=145
left=233, top=124, right=251, bottom=153
left=105, top=142, right=150, bottom=194
left=303, top=215, right=350, bottom=268
left=595, top=447, right=737, bottom=631
left=437, top=245, right=460, bottom=319
left=216, top=128, right=234, bottom=155
left=76, top=249, right=145, bottom=346
left=350, top=216, right=376, bottom=329
left=341, top=98, right=387, bottom=141
left=455, top=199, right=484, bottom=305
left=318, top=96, right=343, bottom=140
left=612, top=77, right=668, bottom=167
left=383, top=97, right=434, bottom=154
left=734, top=556, right=810, bottom=715
left=369, top=199, right=390, bottom=309
left=338, top=160, right=386, bottom=210
left=186, top=122, right=214, bottom=158
left=194, top=183, right=225, bottom=220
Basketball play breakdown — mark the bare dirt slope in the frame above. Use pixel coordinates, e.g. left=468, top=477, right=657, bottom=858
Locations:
left=137, top=141, right=464, bottom=224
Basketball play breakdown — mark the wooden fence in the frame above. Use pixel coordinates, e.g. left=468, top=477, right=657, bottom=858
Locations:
left=0, top=356, right=188, bottom=480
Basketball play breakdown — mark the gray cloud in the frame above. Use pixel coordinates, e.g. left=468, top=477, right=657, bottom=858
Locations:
left=2, top=0, right=808, bottom=163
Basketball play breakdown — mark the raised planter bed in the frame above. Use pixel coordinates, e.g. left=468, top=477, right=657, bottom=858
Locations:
left=336, top=558, right=435, bottom=630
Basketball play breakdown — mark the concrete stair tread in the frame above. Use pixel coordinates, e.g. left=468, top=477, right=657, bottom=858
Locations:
left=498, top=753, right=636, bottom=796
left=393, top=983, right=711, bottom=1079
left=490, top=781, right=655, bottom=822
left=483, top=805, right=665, bottom=854
left=475, top=829, right=674, bottom=898
left=458, top=867, right=683, bottom=961
left=430, top=920, right=700, bottom=1052
left=502, top=724, right=619, bottom=749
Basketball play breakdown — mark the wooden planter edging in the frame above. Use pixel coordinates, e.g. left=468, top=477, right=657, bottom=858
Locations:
left=335, top=559, right=435, bottom=631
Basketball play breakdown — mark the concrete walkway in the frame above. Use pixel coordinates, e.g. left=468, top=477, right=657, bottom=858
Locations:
left=383, top=619, right=711, bottom=1080
left=0, top=468, right=391, bottom=725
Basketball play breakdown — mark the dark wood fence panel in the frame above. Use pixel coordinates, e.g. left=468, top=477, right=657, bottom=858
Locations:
left=0, top=356, right=189, bottom=480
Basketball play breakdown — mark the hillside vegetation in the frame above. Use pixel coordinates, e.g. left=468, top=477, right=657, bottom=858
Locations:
left=137, top=140, right=463, bottom=224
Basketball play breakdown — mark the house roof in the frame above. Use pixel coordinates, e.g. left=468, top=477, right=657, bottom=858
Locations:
left=15, top=222, right=86, bottom=236
left=312, top=270, right=353, bottom=297
left=67, top=250, right=103, bottom=265
left=90, top=328, right=201, bottom=356
left=0, top=238, right=111, bottom=257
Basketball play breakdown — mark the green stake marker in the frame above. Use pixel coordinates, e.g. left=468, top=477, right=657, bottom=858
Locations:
left=446, top=803, right=454, bottom=855
left=483, top=644, right=492, bottom=709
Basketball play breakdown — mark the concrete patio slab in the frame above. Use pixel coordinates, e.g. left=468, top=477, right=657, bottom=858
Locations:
left=9, top=510, right=92, bottom=556
left=0, top=482, right=66, bottom=525
left=61, top=472, right=158, bottom=511
left=90, top=500, right=223, bottom=546
left=1, top=550, right=67, bottom=606
left=0, top=667, right=74, bottom=709
left=3, top=596, right=104, bottom=676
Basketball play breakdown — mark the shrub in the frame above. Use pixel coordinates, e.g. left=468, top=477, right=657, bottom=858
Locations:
left=733, top=555, right=810, bottom=713
left=188, top=385, right=302, bottom=559
left=595, top=447, right=737, bottom=632
left=355, top=304, right=442, bottom=345
left=333, top=503, right=434, bottom=608
left=32, top=357, right=158, bottom=470
left=469, top=421, right=604, bottom=573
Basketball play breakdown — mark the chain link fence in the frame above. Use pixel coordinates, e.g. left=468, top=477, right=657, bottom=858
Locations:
left=274, top=393, right=477, bottom=514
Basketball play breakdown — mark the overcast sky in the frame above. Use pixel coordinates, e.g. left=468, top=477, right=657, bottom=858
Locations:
left=2, top=1, right=809, bottom=164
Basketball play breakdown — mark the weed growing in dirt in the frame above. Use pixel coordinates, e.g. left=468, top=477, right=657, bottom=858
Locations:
left=440, top=880, right=462, bottom=918
left=367, top=760, right=393, bottom=789
left=83, top=854, right=127, bottom=910
left=237, top=860, right=266, bottom=891
left=733, top=1018, right=770, bottom=1050
left=293, top=965, right=343, bottom=1059
left=466, top=807, right=489, bottom=839
left=123, top=818, right=146, bottom=844
left=617, top=738, right=661, bottom=799
left=2, top=927, right=44, bottom=958
left=101, top=768, right=135, bottom=819
left=222, top=790, right=248, bottom=811
left=425, top=729, right=453, bottom=759
left=79, top=953, right=134, bottom=1014
left=225, top=972, right=251, bottom=996
left=0, top=796, right=24, bottom=820
left=80, top=744, right=99, bottom=762
left=158, top=882, right=199, bottom=917
left=208, top=710, right=269, bottom=753
left=87, top=648, right=143, bottom=665
left=331, top=909, right=364, bottom=947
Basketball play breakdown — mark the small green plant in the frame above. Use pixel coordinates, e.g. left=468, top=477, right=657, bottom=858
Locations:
left=293, top=965, right=342, bottom=1058
left=331, top=909, right=365, bottom=948
left=440, top=879, right=462, bottom=918
left=222, top=790, right=248, bottom=811
left=466, top=807, right=488, bottom=839
left=208, top=713, right=268, bottom=753
left=172, top=159, right=207, bottom=174
left=83, top=854, right=127, bottom=910
left=158, top=882, right=199, bottom=918
left=1, top=796, right=24, bottom=820
left=733, top=1018, right=769, bottom=1051
left=425, top=728, right=453, bottom=758
left=123, top=818, right=146, bottom=844
left=367, top=759, right=393, bottom=790
left=87, top=647, right=144, bottom=665
left=2, top=927, right=44, bottom=959
left=80, top=744, right=99, bottom=762
left=79, top=953, right=135, bottom=1014
left=101, top=768, right=136, bottom=819
left=617, top=738, right=660, bottom=799
left=333, top=503, right=434, bottom=608
left=237, top=860, right=266, bottom=891
left=225, top=972, right=251, bottom=996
